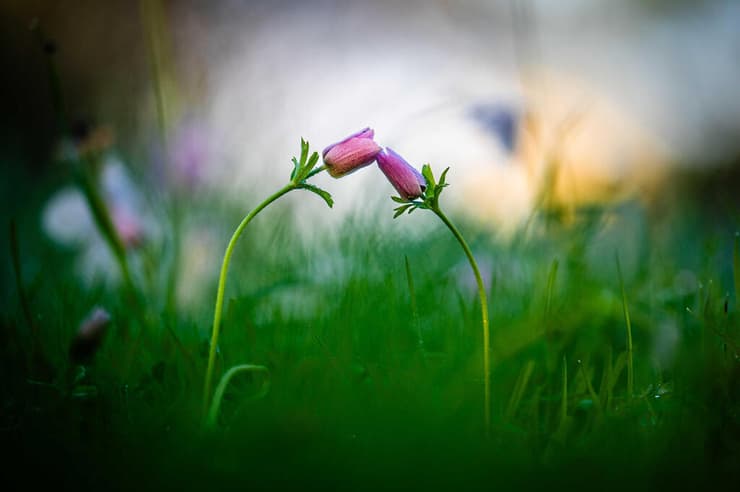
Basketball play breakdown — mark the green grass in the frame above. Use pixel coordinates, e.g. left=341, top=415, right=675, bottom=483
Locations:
left=1, top=159, right=739, bottom=489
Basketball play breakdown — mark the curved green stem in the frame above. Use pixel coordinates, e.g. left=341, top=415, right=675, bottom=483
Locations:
left=432, top=206, right=491, bottom=436
left=202, top=182, right=298, bottom=419
left=206, top=364, right=270, bottom=427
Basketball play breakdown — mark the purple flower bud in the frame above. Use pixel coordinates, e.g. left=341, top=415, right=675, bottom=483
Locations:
left=69, top=307, right=111, bottom=364
left=375, top=148, right=427, bottom=200
left=322, top=127, right=382, bottom=178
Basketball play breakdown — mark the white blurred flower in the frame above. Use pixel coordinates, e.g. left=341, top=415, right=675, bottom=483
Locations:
left=42, top=156, right=153, bottom=284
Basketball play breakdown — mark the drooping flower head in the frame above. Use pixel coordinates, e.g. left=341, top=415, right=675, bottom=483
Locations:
left=322, top=127, right=381, bottom=178
left=375, top=147, right=426, bottom=200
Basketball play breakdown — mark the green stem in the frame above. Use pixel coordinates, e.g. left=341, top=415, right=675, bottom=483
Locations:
left=432, top=206, right=491, bottom=436
left=206, top=364, right=270, bottom=427
left=202, top=182, right=298, bottom=419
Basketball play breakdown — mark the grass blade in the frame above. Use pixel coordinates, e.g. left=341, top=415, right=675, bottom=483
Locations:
left=9, top=220, right=35, bottom=335
left=545, top=257, right=559, bottom=325
left=616, top=253, right=634, bottom=401
left=505, top=359, right=535, bottom=419
left=404, top=256, right=423, bottom=349
left=734, top=233, right=740, bottom=306
left=560, top=355, right=568, bottom=429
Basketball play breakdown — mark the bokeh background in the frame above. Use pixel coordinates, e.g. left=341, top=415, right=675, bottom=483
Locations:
left=1, top=2, right=739, bottom=486
left=3, top=0, right=739, bottom=307
left=4, top=0, right=740, bottom=205
left=4, top=0, right=740, bottom=292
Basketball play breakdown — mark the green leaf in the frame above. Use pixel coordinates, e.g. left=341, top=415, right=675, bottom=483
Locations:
left=300, top=184, right=334, bottom=208
left=393, top=204, right=412, bottom=218
left=435, top=182, right=449, bottom=200
left=305, top=165, right=326, bottom=180
left=391, top=195, right=408, bottom=204
left=305, top=151, right=319, bottom=173
left=438, top=167, right=450, bottom=187
left=295, top=151, right=320, bottom=183
left=290, top=157, right=300, bottom=180
left=422, top=164, right=436, bottom=191
left=299, top=138, right=309, bottom=166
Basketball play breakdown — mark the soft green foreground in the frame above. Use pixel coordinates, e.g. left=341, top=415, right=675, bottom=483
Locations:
left=1, top=160, right=738, bottom=489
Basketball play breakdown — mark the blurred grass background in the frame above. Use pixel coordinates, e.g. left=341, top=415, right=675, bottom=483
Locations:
left=2, top=167, right=739, bottom=487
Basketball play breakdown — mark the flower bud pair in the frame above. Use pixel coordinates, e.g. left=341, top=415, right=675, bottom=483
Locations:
left=323, top=128, right=426, bottom=200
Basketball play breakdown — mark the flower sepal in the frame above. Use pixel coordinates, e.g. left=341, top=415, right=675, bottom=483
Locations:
left=290, top=138, right=334, bottom=208
left=391, top=164, right=450, bottom=218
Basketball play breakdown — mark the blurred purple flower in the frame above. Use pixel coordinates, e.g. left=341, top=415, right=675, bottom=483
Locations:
left=112, top=206, right=144, bottom=249
left=470, top=103, right=519, bottom=153
left=322, top=127, right=381, bottom=178
left=375, top=148, right=426, bottom=200
left=168, top=120, right=211, bottom=190
left=69, top=307, right=111, bottom=363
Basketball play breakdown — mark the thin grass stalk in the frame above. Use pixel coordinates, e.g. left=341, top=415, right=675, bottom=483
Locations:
left=733, top=233, right=740, bottom=306
left=616, top=254, right=634, bottom=401
left=404, top=255, right=423, bottom=350
left=506, top=359, right=535, bottom=419
left=9, top=220, right=35, bottom=336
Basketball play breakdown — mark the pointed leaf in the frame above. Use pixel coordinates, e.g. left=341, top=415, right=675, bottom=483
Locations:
left=305, top=165, right=326, bottom=180
left=300, top=138, right=309, bottom=166
left=391, top=195, right=408, bottom=204
left=393, top=204, right=412, bottom=218
left=438, top=167, right=450, bottom=187
left=435, top=182, right=449, bottom=200
left=305, top=151, right=319, bottom=173
left=422, top=164, right=436, bottom=191
left=300, top=184, right=334, bottom=208
left=295, top=152, right=319, bottom=182
left=290, top=157, right=300, bottom=180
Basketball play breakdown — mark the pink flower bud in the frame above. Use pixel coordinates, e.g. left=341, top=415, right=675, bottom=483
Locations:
left=322, top=127, right=381, bottom=178
left=70, top=307, right=111, bottom=363
left=375, top=148, right=426, bottom=200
